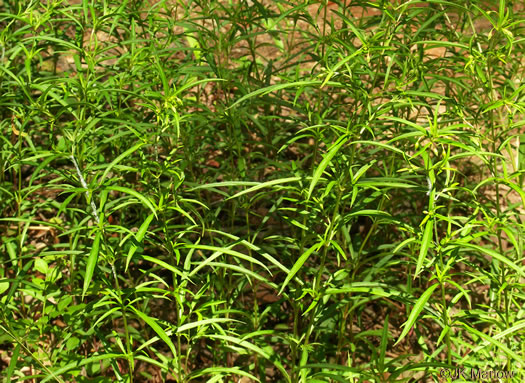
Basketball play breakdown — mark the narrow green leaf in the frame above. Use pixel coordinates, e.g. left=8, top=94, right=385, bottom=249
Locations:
left=380, top=116, right=428, bottom=135
left=460, top=320, right=525, bottom=364
left=321, top=48, right=363, bottom=88
left=206, top=334, right=290, bottom=382
left=99, top=142, right=145, bottom=186
left=187, top=244, right=269, bottom=277
left=356, top=177, right=417, bottom=189
left=455, top=243, right=525, bottom=278
left=173, top=78, right=225, bottom=97
left=352, top=161, right=376, bottom=183
left=82, top=231, right=101, bottom=299
left=5, top=343, right=20, bottom=382
left=378, top=314, right=389, bottom=373
left=350, top=140, right=405, bottom=155
left=393, top=237, right=417, bottom=254
left=518, top=134, right=525, bottom=186
left=41, top=353, right=123, bottom=383
left=436, top=325, right=450, bottom=346
left=177, top=318, right=238, bottom=333
left=141, top=255, right=184, bottom=277
left=188, top=367, right=259, bottom=382
left=471, top=3, right=497, bottom=29
left=325, top=283, right=401, bottom=298
left=332, top=9, right=367, bottom=45
left=228, top=80, right=342, bottom=109
left=206, top=262, right=270, bottom=283
left=90, top=307, right=121, bottom=330
left=345, top=210, right=391, bottom=219
left=402, top=90, right=448, bottom=100
left=473, top=177, right=525, bottom=209
left=134, top=354, right=169, bottom=372
left=415, top=219, right=433, bottom=278
left=106, top=186, right=157, bottom=218
left=184, top=33, right=202, bottom=60
left=308, top=137, right=347, bottom=200
left=412, top=40, right=469, bottom=50
left=126, top=213, right=154, bottom=271
left=388, top=362, right=453, bottom=381
left=207, top=230, right=291, bottom=275
left=0, top=279, right=9, bottom=295
left=461, top=324, right=524, bottom=365
left=131, top=307, right=177, bottom=356
left=23, top=35, right=81, bottom=52
left=394, top=283, right=439, bottom=346
left=189, top=181, right=259, bottom=191
left=279, top=241, right=323, bottom=295
left=227, top=177, right=301, bottom=200
left=504, top=180, right=525, bottom=209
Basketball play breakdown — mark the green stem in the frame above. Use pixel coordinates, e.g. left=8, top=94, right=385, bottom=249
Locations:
left=300, top=183, right=344, bottom=376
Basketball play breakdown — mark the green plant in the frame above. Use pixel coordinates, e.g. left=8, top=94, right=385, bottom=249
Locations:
left=1, top=0, right=524, bottom=382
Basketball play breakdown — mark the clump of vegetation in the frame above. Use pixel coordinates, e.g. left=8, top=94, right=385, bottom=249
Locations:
left=1, top=0, right=524, bottom=381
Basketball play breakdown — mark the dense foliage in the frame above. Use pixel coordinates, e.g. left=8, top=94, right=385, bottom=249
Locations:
left=1, top=0, right=524, bottom=381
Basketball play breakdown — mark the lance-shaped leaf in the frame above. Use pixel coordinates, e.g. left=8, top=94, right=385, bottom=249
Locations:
left=279, top=241, right=323, bottom=295
left=308, top=137, right=348, bottom=200
left=415, top=219, right=433, bottom=278
left=82, top=230, right=101, bottom=299
left=126, top=213, right=155, bottom=271
left=131, top=306, right=176, bottom=356
left=395, top=283, right=439, bottom=346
